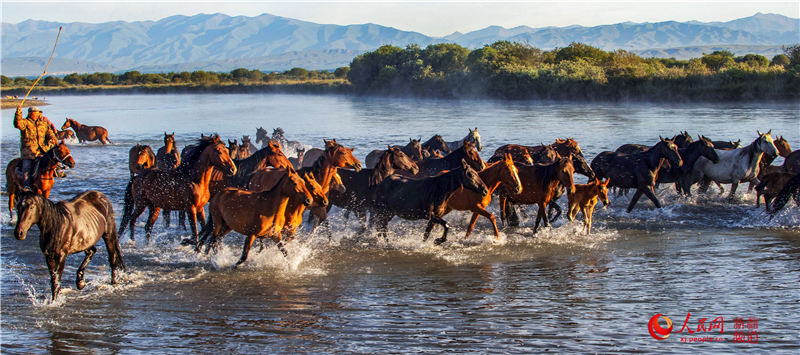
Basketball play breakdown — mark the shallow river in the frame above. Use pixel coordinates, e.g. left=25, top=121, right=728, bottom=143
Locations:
left=1, top=94, right=798, bottom=353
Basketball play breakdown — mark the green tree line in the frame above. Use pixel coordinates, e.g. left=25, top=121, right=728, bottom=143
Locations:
left=1, top=67, right=350, bottom=88
left=347, top=42, right=800, bottom=100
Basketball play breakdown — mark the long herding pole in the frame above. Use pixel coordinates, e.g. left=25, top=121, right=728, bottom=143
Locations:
left=18, top=26, right=62, bottom=109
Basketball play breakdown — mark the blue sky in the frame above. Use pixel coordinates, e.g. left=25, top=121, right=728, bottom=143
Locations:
left=2, top=1, right=798, bottom=36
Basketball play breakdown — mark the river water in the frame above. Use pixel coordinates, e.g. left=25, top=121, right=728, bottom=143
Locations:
left=1, top=93, right=798, bottom=353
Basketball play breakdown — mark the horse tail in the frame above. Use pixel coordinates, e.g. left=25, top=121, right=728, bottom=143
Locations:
left=119, top=178, right=134, bottom=235
left=769, top=174, right=800, bottom=215
left=103, top=196, right=127, bottom=273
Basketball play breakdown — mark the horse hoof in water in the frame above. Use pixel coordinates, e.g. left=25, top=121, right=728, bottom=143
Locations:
left=179, top=238, right=196, bottom=246
left=76, top=279, right=87, bottom=290
left=433, top=237, right=446, bottom=246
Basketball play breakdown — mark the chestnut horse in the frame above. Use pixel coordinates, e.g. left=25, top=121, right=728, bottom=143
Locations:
left=365, top=138, right=424, bottom=168
left=567, top=178, right=611, bottom=234
left=592, top=137, right=683, bottom=212
left=199, top=170, right=313, bottom=265
left=443, top=153, right=522, bottom=239
left=14, top=190, right=125, bottom=300
left=5, top=143, right=75, bottom=215
left=61, top=118, right=111, bottom=144
left=499, top=156, right=576, bottom=233
left=56, top=129, right=75, bottom=141
left=120, top=136, right=237, bottom=245
left=128, top=144, right=155, bottom=177
left=330, top=147, right=419, bottom=232
left=488, top=144, right=534, bottom=164
left=301, top=139, right=340, bottom=168
left=370, top=160, right=489, bottom=245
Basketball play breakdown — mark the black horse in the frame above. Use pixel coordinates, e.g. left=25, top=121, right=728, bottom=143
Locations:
left=657, top=136, right=720, bottom=193
left=369, top=159, right=489, bottom=245
left=591, top=137, right=683, bottom=212
left=768, top=173, right=800, bottom=217
left=14, top=190, right=126, bottom=300
left=416, top=140, right=485, bottom=176
left=421, top=134, right=451, bottom=158
left=329, top=147, right=419, bottom=231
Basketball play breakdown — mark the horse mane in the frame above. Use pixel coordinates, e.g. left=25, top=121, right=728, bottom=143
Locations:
left=21, top=191, right=66, bottom=234
left=310, top=144, right=339, bottom=178
left=178, top=138, right=216, bottom=174
left=370, top=149, right=395, bottom=185
left=235, top=144, right=280, bottom=175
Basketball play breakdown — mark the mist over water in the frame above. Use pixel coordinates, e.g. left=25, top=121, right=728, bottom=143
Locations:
left=1, top=94, right=798, bottom=352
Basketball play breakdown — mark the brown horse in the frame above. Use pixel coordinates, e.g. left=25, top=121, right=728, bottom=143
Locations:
left=421, top=134, right=451, bottom=158
left=199, top=170, right=313, bottom=265
left=227, top=139, right=239, bottom=160
left=301, top=139, right=340, bottom=168
left=370, top=160, right=490, bottom=245
left=567, top=178, right=611, bottom=234
left=443, top=153, right=522, bottom=239
left=6, top=143, right=75, bottom=215
left=365, top=139, right=424, bottom=168
left=56, top=129, right=75, bottom=141
left=755, top=172, right=794, bottom=209
left=239, top=136, right=255, bottom=159
left=128, top=144, right=155, bottom=177
left=14, top=190, right=125, bottom=300
left=156, top=132, right=181, bottom=170
left=289, top=147, right=306, bottom=170
left=330, top=147, right=419, bottom=231
left=120, top=136, right=237, bottom=245
left=416, top=140, right=485, bottom=176
left=500, top=156, right=576, bottom=233
left=488, top=144, right=534, bottom=164
left=61, top=118, right=110, bottom=144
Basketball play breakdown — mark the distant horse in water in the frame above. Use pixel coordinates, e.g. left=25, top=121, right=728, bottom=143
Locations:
left=61, top=118, right=111, bottom=144
left=239, top=135, right=255, bottom=159
left=271, top=127, right=304, bottom=153
left=567, top=178, right=611, bottom=235
left=422, top=134, right=451, bottom=158
left=592, top=137, right=683, bottom=212
left=416, top=140, right=486, bottom=176
left=14, top=190, right=125, bottom=300
left=56, top=129, right=75, bottom=141
left=227, top=139, right=239, bottom=160
left=365, top=138, right=424, bottom=168
left=156, top=132, right=181, bottom=170
left=446, top=128, right=482, bottom=152
left=5, top=142, right=75, bottom=216
left=488, top=144, right=534, bottom=164
left=128, top=144, right=155, bottom=177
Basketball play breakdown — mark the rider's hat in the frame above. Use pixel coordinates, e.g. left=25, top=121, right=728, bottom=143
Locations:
left=27, top=106, right=41, bottom=113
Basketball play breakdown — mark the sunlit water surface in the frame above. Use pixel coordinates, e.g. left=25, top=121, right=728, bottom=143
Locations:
left=1, top=94, right=798, bottom=353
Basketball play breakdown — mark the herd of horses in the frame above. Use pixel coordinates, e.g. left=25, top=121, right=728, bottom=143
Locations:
left=6, top=121, right=800, bottom=300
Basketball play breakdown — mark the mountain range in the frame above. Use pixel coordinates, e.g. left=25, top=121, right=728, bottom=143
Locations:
left=2, top=12, right=797, bottom=76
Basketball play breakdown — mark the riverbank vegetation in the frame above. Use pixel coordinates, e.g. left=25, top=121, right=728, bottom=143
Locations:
left=2, top=42, right=798, bottom=101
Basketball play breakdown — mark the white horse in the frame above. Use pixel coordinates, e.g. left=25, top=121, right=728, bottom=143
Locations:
left=683, top=130, right=778, bottom=199
left=446, top=127, right=482, bottom=152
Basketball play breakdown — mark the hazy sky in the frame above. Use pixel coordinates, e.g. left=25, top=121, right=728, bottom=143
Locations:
left=2, top=1, right=798, bottom=36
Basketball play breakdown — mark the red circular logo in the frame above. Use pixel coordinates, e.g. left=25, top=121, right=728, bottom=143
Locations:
left=648, top=314, right=673, bottom=340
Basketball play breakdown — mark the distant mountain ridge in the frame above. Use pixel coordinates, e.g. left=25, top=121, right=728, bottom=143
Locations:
left=2, top=12, right=797, bottom=76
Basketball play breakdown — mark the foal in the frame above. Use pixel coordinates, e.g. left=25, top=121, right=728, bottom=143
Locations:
left=567, top=178, right=611, bottom=234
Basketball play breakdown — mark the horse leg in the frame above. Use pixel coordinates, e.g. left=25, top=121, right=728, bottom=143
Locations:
left=464, top=213, right=480, bottom=239
left=505, top=200, right=520, bottom=227
left=728, top=182, right=739, bottom=201
left=533, top=205, right=543, bottom=234
left=642, top=185, right=663, bottom=208
left=626, top=190, right=644, bottom=212
left=423, top=219, right=436, bottom=242
left=48, top=253, right=66, bottom=300
left=144, top=206, right=161, bottom=242
left=432, top=216, right=450, bottom=245
left=540, top=202, right=551, bottom=228
left=163, top=209, right=171, bottom=228
left=179, top=211, right=187, bottom=230
left=196, top=209, right=206, bottom=230
left=128, top=204, right=147, bottom=241
left=548, top=201, right=562, bottom=223
left=75, top=246, right=97, bottom=290
left=235, top=235, right=257, bottom=267
left=187, top=207, right=199, bottom=246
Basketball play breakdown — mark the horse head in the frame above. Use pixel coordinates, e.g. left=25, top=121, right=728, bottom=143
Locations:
left=697, top=136, right=720, bottom=163
left=328, top=143, right=362, bottom=171
left=466, top=128, right=482, bottom=152
left=597, top=178, right=611, bottom=206
left=557, top=155, right=576, bottom=195
left=330, top=171, right=346, bottom=193
left=131, top=144, right=153, bottom=171
left=673, top=131, right=694, bottom=148
left=387, top=146, right=418, bottom=175
left=255, top=127, right=268, bottom=145
left=755, top=130, right=779, bottom=156
left=407, top=138, right=424, bottom=162
left=60, top=118, right=72, bottom=130
left=14, top=190, right=44, bottom=240
left=500, top=153, right=522, bottom=194
left=775, top=136, right=792, bottom=158
left=659, top=136, right=683, bottom=168
left=285, top=170, right=313, bottom=207
left=461, top=140, right=486, bottom=171
left=52, top=142, right=75, bottom=169
left=302, top=172, right=328, bottom=207
left=272, top=127, right=285, bottom=140
left=241, top=135, right=251, bottom=145
left=207, top=140, right=237, bottom=176
left=459, top=159, right=489, bottom=197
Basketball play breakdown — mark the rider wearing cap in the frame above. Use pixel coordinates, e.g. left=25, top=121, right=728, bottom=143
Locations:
left=14, top=106, right=58, bottom=188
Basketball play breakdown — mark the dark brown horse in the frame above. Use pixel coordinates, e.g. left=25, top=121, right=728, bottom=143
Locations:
left=289, top=147, right=306, bottom=170
left=767, top=173, right=800, bottom=217
left=6, top=143, right=75, bottom=215
left=416, top=140, right=485, bottom=176
left=369, top=159, right=489, bottom=245
left=61, top=118, right=111, bottom=144
left=591, top=137, right=683, bottom=212
left=755, top=172, right=794, bottom=209
left=227, top=139, right=239, bottom=160
left=421, top=134, right=451, bottom=158
left=365, top=139, right=424, bottom=168
left=128, top=144, right=155, bottom=177
left=656, top=136, right=719, bottom=194
left=329, top=147, right=419, bottom=231
left=208, top=140, right=293, bottom=197
left=156, top=132, right=181, bottom=170
left=56, top=129, right=75, bottom=141
left=120, top=136, right=237, bottom=245
left=14, top=190, right=125, bottom=300
left=488, top=144, right=534, bottom=164
left=239, top=135, right=255, bottom=159
left=443, top=153, right=522, bottom=239
left=199, top=170, right=313, bottom=265
left=499, top=156, right=576, bottom=233
left=711, top=139, right=741, bottom=150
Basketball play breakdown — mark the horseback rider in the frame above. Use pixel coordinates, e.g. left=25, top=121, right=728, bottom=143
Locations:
left=14, top=106, right=58, bottom=188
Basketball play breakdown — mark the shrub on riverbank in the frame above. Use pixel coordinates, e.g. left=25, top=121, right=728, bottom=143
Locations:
left=347, top=42, right=800, bottom=101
